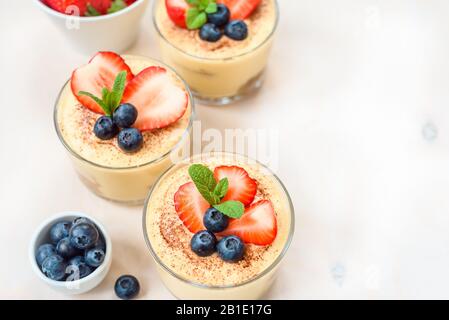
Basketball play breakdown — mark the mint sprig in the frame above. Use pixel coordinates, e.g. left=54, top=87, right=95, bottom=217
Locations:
left=186, top=0, right=218, bottom=30
left=213, top=201, right=244, bottom=219
left=79, top=71, right=127, bottom=116
left=188, top=164, right=244, bottom=219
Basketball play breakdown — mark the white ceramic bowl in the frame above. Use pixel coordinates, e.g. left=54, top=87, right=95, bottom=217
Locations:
left=29, top=211, right=112, bottom=295
left=33, top=0, right=149, bottom=54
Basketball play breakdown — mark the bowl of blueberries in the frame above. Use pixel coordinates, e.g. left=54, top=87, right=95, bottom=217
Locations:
left=29, top=211, right=112, bottom=295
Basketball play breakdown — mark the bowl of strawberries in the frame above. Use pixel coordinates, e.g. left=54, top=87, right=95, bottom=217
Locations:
left=34, top=0, right=149, bottom=53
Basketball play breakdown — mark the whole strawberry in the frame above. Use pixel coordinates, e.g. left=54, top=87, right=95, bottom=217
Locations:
left=45, top=0, right=88, bottom=16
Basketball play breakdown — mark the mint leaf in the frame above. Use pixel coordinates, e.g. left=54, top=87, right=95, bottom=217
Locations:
left=108, top=0, right=127, bottom=14
left=189, top=164, right=216, bottom=190
left=79, top=91, right=110, bottom=115
left=189, top=164, right=219, bottom=205
left=205, top=2, right=217, bottom=14
left=112, top=71, right=127, bottom=97
left=86, top=4, right=101, bottom=16
left=186, top=8, right=207, bottom=30
left=185, top=0, right=216, bottom=29
left=214, top=201, right=244, bottom=219
left=111, top=71, right=127, bottom=111
left=213, top=178, right=228, bottom=199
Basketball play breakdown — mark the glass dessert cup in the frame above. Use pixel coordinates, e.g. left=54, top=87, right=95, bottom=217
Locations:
left=152, top=0, right=280, bottom=106
left=143, top=152, right=295, bottom=299
left=54, top=56, right=195, bottom=205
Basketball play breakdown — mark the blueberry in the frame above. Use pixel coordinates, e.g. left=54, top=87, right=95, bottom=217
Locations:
left=93, top=235, right=106, bottom=252
left=217, top=235, right=245, bottom=262
left=207, top=4, right=230, bottom=27
left=199, top=23, right=223, bottom=42
left=41, top=255, right=67, bottom=281
left=72, top=217, right=92, bottom=226
left=85, top=248, right=105, bottom=267
left=224, top=20, right=248, bottom=41
left=94, top=116, right=119, bottom=140
left=190, top=230, right=217, bottom=257
left=117, top=128, right=143, bottom=153
left=114, top=275, right=140, bottom=300
left=36, top=244, right=56, bottom=267
left=113, top=103, right=138, bottom=128
left=49, top=221, right=71, bottom=245
left=56, top=237, right=80, bottom=259
left=69, top=222, right=99, bottom=250
left=203, top=208, right=229, bottom=233
left=67, top=256, right=93, bottom=280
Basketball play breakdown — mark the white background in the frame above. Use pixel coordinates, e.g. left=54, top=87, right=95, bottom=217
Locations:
left=1, top=0, right=449, bottom=299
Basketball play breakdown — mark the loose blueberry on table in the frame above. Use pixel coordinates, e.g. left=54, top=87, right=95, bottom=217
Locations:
left=175, top=163, right=278, bottom=263
left=165, top=0, right=260, bottom=42
left=115, top=275, right=140, bottom=300
left=35, top=217, right=107, bottom=282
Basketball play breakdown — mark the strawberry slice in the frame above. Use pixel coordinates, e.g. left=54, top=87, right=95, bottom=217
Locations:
left=121, top=66, right=188, bottom=131
left=45, top=0, right=88, bottom=15
left=165, top=0, right=189, bottom=28
left=217, top=0, right=261, bottom=20
left=71, top=52, right=134, bottom=114
left=220, top=200, right=277, bottom=245
left=174, top=182, right=211, bottom=233
left=214, top=166, right=257, bottom=207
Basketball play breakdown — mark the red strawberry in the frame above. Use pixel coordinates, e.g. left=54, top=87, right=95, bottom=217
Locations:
left=174, top=182, right=211, bottom=233
left=45, top=0, right=88, bottom=15
left=220, top=200, right=277, bottom=245
left=87, top=0, right=111, bottom=14
left=217, top=0, right=261, bottom=20
left=165, top=0, right=189, bottom=28
left=214, top=166, right=257, bottom=207
left=125, top=0, right=136, bottom=5
left=71, top=52, right=134, bottom=114
left=121, top=66, right=188, bottom=131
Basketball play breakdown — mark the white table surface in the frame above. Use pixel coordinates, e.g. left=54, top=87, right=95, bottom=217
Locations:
left=1, top=0, right=449, bottom=300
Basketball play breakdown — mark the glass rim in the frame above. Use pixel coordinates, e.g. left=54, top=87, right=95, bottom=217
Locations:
left=53, top=55, right=195, bottom=171
left=142, top=151, right=295, bottom=290
left=152, top=0, right=280, bottom=61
